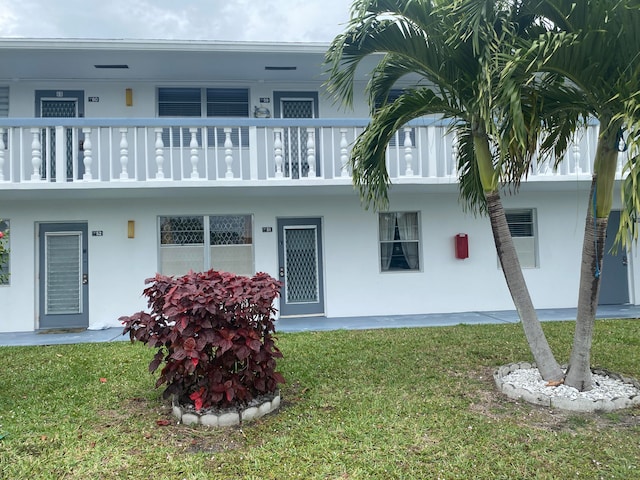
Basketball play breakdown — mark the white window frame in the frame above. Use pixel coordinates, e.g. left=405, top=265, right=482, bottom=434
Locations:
left=158, top=214, right=254, bottom=277
left=378, top=211, right=421, bottom=273
left=157, top=87, right=250, bottom=147
left=503, top=208, right=538, bottom=269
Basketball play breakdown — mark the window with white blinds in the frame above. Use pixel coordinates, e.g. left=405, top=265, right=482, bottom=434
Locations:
left=505, top=209, right=538, bottom=268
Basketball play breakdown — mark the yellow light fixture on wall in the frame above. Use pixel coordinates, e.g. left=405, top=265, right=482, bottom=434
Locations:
left=125, top=88, right=133, bottom=106
left=127, top=220, right=135, bottom=238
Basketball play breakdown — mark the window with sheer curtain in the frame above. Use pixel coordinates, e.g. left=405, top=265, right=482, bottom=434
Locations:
left=379, top=212, right=420, bottom=272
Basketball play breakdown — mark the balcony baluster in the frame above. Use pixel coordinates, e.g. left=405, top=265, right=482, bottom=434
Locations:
left=82, top=127, right=93, bottom=181
left=30, top=128, right=42, bottom=181
left=154, top=128, right=165, bottom=180
left=404, top=127, right=414, bottom=176
left=118, top=128, right=130, bottom=180
left=306, top=128, right=316, bottom=177
left=189, top=127, right=200, bottom=179
left=224, top=128, right=234, bottom=179
left=274, top=128, right=284, bottom=179
left=340, top=128, right=350, bottom=178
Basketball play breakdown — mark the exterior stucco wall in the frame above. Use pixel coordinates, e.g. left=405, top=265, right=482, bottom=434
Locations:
left=5, top=79, right=373, bottom=119
left=1, top=186, right=628, bottom=333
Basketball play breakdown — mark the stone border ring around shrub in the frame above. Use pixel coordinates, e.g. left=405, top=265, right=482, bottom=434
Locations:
left=172, top=391, right=281, bottom=427
left=494, top=362, right=640, bottom=413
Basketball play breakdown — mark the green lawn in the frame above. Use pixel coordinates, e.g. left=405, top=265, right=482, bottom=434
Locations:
left=1, top=320, right=639, bottom=479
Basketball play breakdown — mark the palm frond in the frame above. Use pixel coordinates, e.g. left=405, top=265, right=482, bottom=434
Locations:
left=351, top=89, right=459, bottom=210
left=455, top=124, right=488, bottom=214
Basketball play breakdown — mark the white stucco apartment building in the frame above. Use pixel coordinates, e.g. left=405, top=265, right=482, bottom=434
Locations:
left=0, top=38, right=634, bottom=333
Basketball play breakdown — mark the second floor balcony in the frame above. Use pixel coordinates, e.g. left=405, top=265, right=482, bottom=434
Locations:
left=0, top=117, right=619, bottom=194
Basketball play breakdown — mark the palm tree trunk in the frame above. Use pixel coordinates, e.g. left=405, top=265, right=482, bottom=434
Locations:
left=486, top=191, right=564, bottom=381
left=565, top=181, right=617, bottom=391
left=564, top=122, right=620, bottom=391
left=564, top=207, right=607, bottom=389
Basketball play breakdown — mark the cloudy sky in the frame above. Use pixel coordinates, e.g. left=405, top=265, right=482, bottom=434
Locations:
left=0, top=0, right=354, bottom=43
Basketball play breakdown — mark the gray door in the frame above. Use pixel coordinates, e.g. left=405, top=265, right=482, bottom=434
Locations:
left=274, top=91, right=319, bottom=179
left=599, top=210, right=629, bottom=305
left=39, top=223, right=89, bottom=329
left=277, top=218, right=324, bottom=316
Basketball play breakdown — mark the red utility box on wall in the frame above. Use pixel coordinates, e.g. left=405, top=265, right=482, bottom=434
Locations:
left=455, top=234, right=469, bottom=259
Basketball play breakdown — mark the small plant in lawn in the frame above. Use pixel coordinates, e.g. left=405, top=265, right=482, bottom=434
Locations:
left=120, top=270, right=285, bottom=411
left=0, top=221, right=9, bottom=285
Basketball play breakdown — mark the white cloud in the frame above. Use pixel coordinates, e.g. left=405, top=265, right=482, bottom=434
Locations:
left=0, top=0, right=353, bottom=42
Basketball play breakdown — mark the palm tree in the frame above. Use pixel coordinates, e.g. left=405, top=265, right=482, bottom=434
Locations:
left=501, top=0, right=640, bottom=390
left=325, top=0, right=564, bottom=380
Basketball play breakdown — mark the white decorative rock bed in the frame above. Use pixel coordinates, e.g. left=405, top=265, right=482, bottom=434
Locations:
left=172, top=390, right=281, bottom=427
left=494, top=362, right=640, bottom=413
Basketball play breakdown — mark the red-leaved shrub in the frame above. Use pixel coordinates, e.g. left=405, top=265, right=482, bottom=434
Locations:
left=120, top=270, right=285, bottom=410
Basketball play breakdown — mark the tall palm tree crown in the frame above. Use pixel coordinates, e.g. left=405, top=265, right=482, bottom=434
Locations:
left=325, top=0, right=566, bottom=381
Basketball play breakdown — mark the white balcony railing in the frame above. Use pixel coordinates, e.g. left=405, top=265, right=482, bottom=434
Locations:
left=0, top=118, right=621, bottom=188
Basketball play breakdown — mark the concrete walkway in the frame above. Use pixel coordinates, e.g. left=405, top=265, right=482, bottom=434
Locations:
left=1, top=304, right=639, bottom=347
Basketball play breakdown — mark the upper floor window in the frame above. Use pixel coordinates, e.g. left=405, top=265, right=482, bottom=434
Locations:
left=505, top=209, right=538, bottom=268
left=379, top=212, right=420, bottom=272
left=157, top=87, right=249, bottom=146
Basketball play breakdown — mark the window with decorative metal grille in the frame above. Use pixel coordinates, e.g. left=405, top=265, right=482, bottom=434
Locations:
left=504, top=209, right=538, bottom=268
left=159, top=215, right=253, bottom=277
left=379, top=212, right=420, bottom=272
